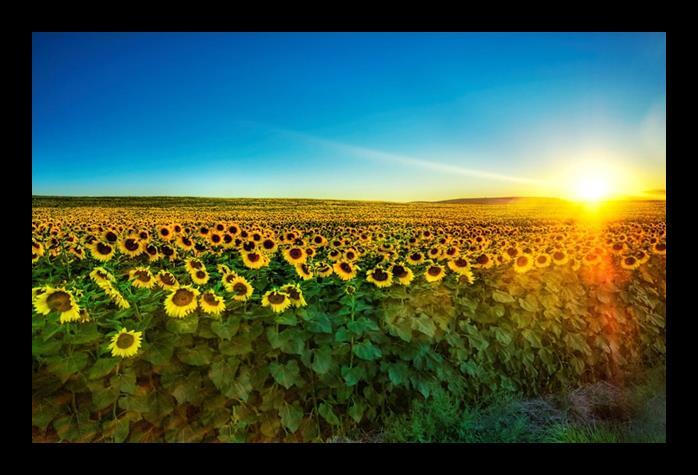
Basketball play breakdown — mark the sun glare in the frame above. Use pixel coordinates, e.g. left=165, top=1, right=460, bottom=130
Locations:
left=574, top=175, right=610, bottom=202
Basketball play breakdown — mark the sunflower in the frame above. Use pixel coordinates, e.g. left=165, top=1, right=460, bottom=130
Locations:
left=89, top=266, right=115, bottom=287
left=533, top=253, right=551, bottom=269
left=102, top=229, right=120, bottom=244
left=262, top=289, right=292, bottom=313
left=424, top=263, right=446, bottom=283
left=160, top=244, right=178, bottom=261
left=176, top=235, right=195, bottom=251
left=164, top=286, right=199, bottom=318
left=185, top=258, right=205, bottom=274
left=129, top=267, right=156, bottom=289
left=311, top=235, right=327, bottom=246
left=610, top=242, right=627, bottom=256
left=108, top=328, right=143, bottom=358
left=447, top=256, right=472, bottom=275
left=227, top=275, right=254, bottom=301
left=200, top=290, right=226, bottom=316
left=314, top=262, right=334, bottom=278
left=344, top=248, right=360, bottom=261
left=257, top=237, right=275, bottom=253
left=551, top=250, right=569, bottom=266
left=217, top=263, right=234, bottom=276
left=472, top=253, right=494, bottom=269
left=156, top=270, right=179, bottom=290
left=242, top=251, right=269, bottom=269
left=621, top=255, right=641, bottom=270
left=283, top=246, right=307, bottom=266
left=407, top=252, right=425, bottom=265
left=280, top=283, right=307, bottom=308
left=90, top=241, right=115, bottom=262
left=366, top=266, right=393, bottom=288
left=571, top=258, right=582, bottom=272
left=333, top=260, right=358, bottom=281
left=33, top=287, right=81, bottom=323
left=635, top=250, right=650, bottom=265
left=118, top=236, right=144, bottom=257
left=145, top=244, right=160, bottom=262
left=582, top=252, right=601, bottom=267
left=295, top=262, right=314, bottom=280
left=158, top=225, right=174, bottom=241
left=328, top=249, right=342, bottom=261
left=389, top=263, right=414, bottom=286
left=513, top=255, right=533, bottom=274
left=68, top=246, right=86, bottom=260
left=209, top=232, right=223, bottom=247
left=652, top=242, right=666, bottom=256
left=190, top=269, right=210, bottom=285
left=103, top=283, right=131, bottom=309
left=457, top=267, right=476, bottom=285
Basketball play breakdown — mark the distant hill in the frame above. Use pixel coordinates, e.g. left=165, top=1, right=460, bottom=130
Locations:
left=431, top=196, right=566, bottom=205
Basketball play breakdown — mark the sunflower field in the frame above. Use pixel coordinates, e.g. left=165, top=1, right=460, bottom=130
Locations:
left=31, top=197, right=666, bottom=442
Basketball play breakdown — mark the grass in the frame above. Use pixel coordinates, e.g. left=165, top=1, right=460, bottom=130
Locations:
left=373, top=365, right=665, bottom=443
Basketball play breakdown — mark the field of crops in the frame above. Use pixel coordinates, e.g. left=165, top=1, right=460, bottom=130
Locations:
left=32, top=197, right=666, bottom=442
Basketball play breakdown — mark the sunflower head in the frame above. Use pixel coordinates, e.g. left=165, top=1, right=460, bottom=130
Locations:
left=262, top=290, right=292, bottom=313
left=108, top=328, right=143, bottom=358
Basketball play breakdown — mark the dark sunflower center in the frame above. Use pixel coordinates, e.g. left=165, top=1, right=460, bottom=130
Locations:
left=47, top=291, right=72, bottom=312
left=585, top=254, right=596, bottom=261
left=160, top=273, right=175, bottom=285
left=553, top=252, right=564, bottom=260
left=162, top=246, right=174, bottom=256
left=537, top=256, right=547, bottom=264
left=248, top=253, right=260, bottom=262
left=243, top=242, right=255, bottom=251
left=516, top=256, right=529, bottom=266
left=340, top=262, right=352, bottom=273
left=411, top=253, right=421, bottom=261
left=96, top=242, right=112, bottom=255
left=625, top=257, right=636, bottom=265
left=286, top=288, right=301, bottom=300
left=147, top=245, right=157, bottom=255
left=105, top=232, right=117, bottom=242
left=428, top=266, right=441, bottom=276
left=507, top=248, right=517, bottom=257
left=314, top=236, right=322, bottom=244
left=455, top=258, right=468, bottom=267
left=224, top=234, right=233, bottom=243
left=225, top=274, right=236, bottom=283
left=172, top=289, right=194, bottom=306
left=190, top=260, right=202, bottom=269
left=392, top=265, right=407, bottom=277
left=139, top=232, right=148, bottom=239
left=476, top=255, right=489, bottom=264
left=299, top=264, right=310, bottom=274
left=268, top=293, right=286, bottom=304
left=613, top=243, right=623, bottom=250
left=161, top=228, right=169, bottom=236
left=263, top=239, right=274, bottom=249
left=125, top=239, right=139, bottom=251
left=373, top=269, right=389, bottom=281
left=290, top=248, right=302, bottom=259
left=203, top=293, right=219, bottom=305
left=135, top=270, right=151, bottom=282
left=116, top=333, right=134, bottom=349
left=656, top=243, right=666, bottom=251
left=233, top=282, right=248, bottom=295
left=216, top=224, right=224, bottom=231
left=212, top=234, right=221, bottom=243
left=346, top=251, right=355, bottom=259
left=195, top=270, right=206, bottom=279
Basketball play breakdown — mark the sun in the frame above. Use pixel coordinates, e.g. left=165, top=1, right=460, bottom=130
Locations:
left=574, top=175, right=610, bottom=202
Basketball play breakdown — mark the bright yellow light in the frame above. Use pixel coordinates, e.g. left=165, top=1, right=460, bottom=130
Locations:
left=574, top=175, right=611, bottom=202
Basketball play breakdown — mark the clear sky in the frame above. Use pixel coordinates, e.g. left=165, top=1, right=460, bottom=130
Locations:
left=32, top=32, right=666, bottom=202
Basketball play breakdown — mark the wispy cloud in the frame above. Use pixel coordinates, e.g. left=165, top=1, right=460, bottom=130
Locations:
left=241, top=120, right=542, bottom=186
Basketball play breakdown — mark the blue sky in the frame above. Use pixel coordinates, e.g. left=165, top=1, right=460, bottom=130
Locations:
left=32, top=32, right=666, bottom=201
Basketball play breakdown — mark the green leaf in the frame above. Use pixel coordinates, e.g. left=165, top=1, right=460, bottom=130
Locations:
left=210, top=318, right=240, bottom=340
left=143, top=340, right=175, bottom=366
left=411, top=314, right=436, bottom=338
left=347, top=400, right=365, bottom=423
left=32, top=339, right=63, bottom=357
left=219, top=335, right=254, bottom=356
left=352, top=340, right=382, bottom=361
left=46, top=352, right=89, bottom=383
left=171, top=372, right=202, bottom=404
left=177, top=345, right=214, bottom=366
left=311, top=346, right=333, bottom=375
left=32, top=403, right=61, bottom=432
left=306, top=313, right=333, bottom=334
left=318, top=402, right=340, bottom=426
left=269, top=360, right=302, bottom=389
left=208, top=358, right=241, bottom=392
left=114, top=417, right=130, bottom=443
left=341, top=365, right=366, bottom=386
left=91, top=385, right=121, bottom=410
left=387, top=362, right=409, bottom=386
left=279, top=403, right=304, bottom=433
left=111, top=370, right=137, bottom=395
left=166, top=317, right=199, bottom=334
left=493, top=327, right=512, bottom=346
left=492, top=289, right=515, bottom=303
left=522, top=329, right=543, bottom=348
left=66, top=324, right=101, bottom=345
left=87, top=358, right=119, bottom=380
left=275, top=313, right=298, bottom=326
